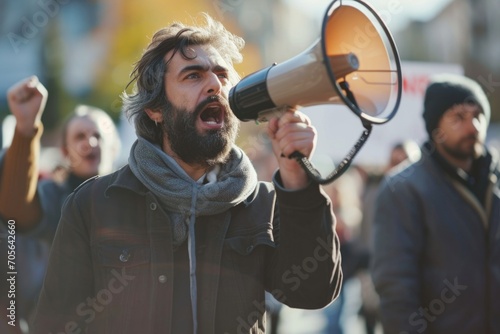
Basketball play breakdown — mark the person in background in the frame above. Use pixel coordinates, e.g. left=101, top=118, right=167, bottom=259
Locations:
left=0, top=76, right=120, bottom=332
left=32, top=14, right=342, bottom=334
left=385, top=140, right=421, bottom=173
left=321, top=170, right=366, bottom=334
left=371, top=73, right=500, bottom=334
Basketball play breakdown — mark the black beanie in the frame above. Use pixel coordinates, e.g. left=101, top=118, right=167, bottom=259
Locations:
left=423, top=73, right=490, bottom=139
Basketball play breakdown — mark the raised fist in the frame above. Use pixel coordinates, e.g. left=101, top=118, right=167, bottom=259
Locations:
left=7, top=76, right=48, bottom=137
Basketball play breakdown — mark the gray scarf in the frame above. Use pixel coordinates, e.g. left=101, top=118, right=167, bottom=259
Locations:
left=128, top=137, right=258, bottom=334
left=129, top=137, right=258, bottom=244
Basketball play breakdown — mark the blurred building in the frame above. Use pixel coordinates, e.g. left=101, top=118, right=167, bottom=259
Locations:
left=0, top=0, right=267, bottom=149
left=0, top=0, right=119, bottom=134
left=228, top=0, right=320, bottom=67
left=395, top=0, right=500, bottom=120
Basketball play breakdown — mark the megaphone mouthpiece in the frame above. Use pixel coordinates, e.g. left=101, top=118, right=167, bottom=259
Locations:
left=228, top=65, right=277, bottom=122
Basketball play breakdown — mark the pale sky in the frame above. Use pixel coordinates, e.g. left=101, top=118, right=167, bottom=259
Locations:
left=284, top=0, right=455, bottom=31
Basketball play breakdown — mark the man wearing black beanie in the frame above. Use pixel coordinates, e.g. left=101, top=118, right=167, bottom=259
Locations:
left=371, top=73, right=500, bottom=334
left=423, top=73, right=491, bottom=140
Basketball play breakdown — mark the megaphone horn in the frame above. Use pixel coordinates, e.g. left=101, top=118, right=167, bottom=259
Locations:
left=229, top=0, right=402, bottom=184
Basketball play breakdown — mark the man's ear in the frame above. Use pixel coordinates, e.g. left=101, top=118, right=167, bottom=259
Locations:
left=145, top=109, right=163, bottom=123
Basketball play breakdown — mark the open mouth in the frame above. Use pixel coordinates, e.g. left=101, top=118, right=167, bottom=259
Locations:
left=200, top=103, right=225, bottom=126
left=83, top=152, right=99, bottom=164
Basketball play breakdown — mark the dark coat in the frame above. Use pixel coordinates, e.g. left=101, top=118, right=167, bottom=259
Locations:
left=33, top=165, right=342, bottom=334
left=371, top=147, right=500, bottom=334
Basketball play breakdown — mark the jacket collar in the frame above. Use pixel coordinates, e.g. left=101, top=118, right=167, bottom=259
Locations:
left=104, top=165, right=149, bottom=197
left=424, top=140, right=499, bottom=205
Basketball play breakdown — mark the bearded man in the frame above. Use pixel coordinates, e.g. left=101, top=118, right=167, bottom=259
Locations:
left=371, top=74, right=500, bottom=334
left=33, top=14, right=342, bottom=334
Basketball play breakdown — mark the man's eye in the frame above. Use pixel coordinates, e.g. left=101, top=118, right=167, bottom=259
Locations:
left=75, top=133, right=86, bottom=141
left=186, top=73, right=200, bottom=79
left=449, top=110, right=465, bottom=122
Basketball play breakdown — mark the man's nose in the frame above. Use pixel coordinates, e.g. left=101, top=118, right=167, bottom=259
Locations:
left=463, top=115, right=480, bottom=136
left=206, top=72, right=222, bottom=95
left=79, top=136, right=99, bottom=153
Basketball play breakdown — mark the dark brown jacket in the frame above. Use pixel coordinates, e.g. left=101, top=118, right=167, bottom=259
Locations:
left=33, top=165, right=342, bottom=334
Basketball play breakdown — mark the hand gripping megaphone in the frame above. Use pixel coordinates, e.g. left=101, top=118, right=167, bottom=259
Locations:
left=229, top=0, right=402, bottom=184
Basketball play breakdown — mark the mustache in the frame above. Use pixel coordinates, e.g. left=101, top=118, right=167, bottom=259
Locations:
left=461, top=134, right=479, bottom=142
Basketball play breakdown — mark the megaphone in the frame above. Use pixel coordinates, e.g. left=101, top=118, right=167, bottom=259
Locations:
left=229, top=0, right=402, bottom=184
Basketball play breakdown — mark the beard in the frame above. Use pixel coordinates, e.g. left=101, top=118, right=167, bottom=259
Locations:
left=441, top=135, right=482, bottom=161
left=160, top=96, right=239, bottom=167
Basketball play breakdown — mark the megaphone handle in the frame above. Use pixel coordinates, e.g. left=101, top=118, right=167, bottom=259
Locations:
left=289, top=122, right=373, bottom=185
